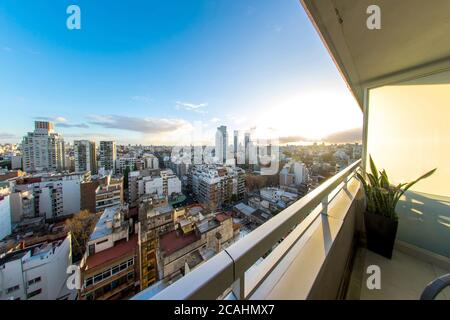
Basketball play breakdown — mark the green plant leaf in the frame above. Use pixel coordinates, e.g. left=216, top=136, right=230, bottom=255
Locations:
left=369, top=155, right=379, bottom=185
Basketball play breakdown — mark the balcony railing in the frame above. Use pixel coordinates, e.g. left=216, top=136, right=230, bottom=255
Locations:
left=132, top=159, right=362, bottom=300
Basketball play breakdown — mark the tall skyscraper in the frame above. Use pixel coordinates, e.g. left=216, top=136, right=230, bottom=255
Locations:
left=233, top=130, right=239, bottom=158
left=74, top=140, right=97, bottom=174
left=215, top=125, right=228, bottom=164
left=99, top=141, right=117, bottom=172
left=22, top=121, right=65, bottom=173
left=244, top=132, right=251, bottom=165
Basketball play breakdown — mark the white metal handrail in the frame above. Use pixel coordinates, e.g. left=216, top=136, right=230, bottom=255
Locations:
left=132, top=159, right=361, bottom=300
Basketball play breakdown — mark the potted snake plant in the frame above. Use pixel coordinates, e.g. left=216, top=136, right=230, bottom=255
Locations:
left=356, top=156, right=436, bottom=259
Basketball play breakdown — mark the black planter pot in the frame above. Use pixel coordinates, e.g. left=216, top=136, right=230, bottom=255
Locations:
left=364, top=211, right=398, bottom=259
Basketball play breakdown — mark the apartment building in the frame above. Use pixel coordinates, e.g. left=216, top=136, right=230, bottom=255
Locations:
left=137, top=196, right=173, bottom=290
left=14, top=173, right=83, bottom=221
left=157, top=212, right=234, bottom=281
left=22, top=121, right=65, bottom=173
left=9, top=190, right=35, bottom=223
left=215, top=125, right=228, bottom=164
left=79, top=205, right=138, bottom=300
left=95, top=175, right=124, bottom=213
left=0, top=189, right=11, bottom=240
left=115, top=157, right=138, bottom=174
left=279, top=162, right=309, bottom=187
left=74, top=140, right=97, bottom=174
left=160, top=169, right=182, bottom=197
left=99, top=141, right=117, bottom=172
left=0, top=235, right=75, bottom=300
left=190, top=165, right=245, bottom=210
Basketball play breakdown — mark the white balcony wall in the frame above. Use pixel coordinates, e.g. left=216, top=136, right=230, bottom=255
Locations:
left=366, top=70, right=450, bottom=257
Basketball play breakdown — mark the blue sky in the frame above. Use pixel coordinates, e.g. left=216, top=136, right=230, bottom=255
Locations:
left=0, top=0, right=362, bottom=145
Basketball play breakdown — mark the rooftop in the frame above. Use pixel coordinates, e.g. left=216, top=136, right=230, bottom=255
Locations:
left=89, top=205, right=123, bottom=241
left=234, top=203, right=257, bottom=216
left=83, top=235, right=138, bottom=271
left=159, top=230, right=200, bottom=256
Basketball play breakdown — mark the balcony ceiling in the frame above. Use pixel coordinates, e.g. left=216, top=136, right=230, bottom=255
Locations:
left=301, top=0, right=450, bottom=109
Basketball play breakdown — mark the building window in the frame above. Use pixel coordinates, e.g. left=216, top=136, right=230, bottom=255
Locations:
left=96, top=239, right=108, bottom=246
left=85, top=277, right=93, bottom=287
left=6, top=285, right=20, bottom=294
left=27, top=288, right=42, bottom=299
left=28, top=276, right=42, bottom=286
left=127, top=258, right=134, bottom=267
left=112, top=265, right=120, bottom=275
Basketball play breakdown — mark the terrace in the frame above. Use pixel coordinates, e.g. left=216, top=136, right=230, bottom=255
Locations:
left=133, top=0, right=450, bottom=300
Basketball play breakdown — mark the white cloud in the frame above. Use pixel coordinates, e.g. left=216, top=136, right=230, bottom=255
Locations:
left=175, top=101, right=208, bottom=114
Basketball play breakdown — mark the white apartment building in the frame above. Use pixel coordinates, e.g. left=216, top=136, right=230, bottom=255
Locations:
left=142, top=154, right=159, bottom=170
left=17, top=174, right=82, bottom=220
left=95, top=175, right=123, bottom=213
left=160, top=169, right=182, bottom=197
left=279, top=162, right=309, bottom=187
left=11, top=155, right=23, bottom=170
left=0, top=235, right=75, bottom=300
left=144, top=176, right=164, bottom=196
left=74, top=140, right=97, bottom=174
left=116, top=157, right=138, bottom=174
left=9, top=190, right=35, bottom=223
left=22, top=121, right=65, bottom=173
left=260, top=187, right=299, bottom=205
left=85, top=205, right=129, bottom=256
left=0, top=190, right=11, bottom=241
left=99, top=141, right=117, bottom=172
left=215, top=125, right=228, bottom=164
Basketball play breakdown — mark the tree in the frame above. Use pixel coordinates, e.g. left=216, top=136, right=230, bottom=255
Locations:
left=65, top=210, right=98, bottom=262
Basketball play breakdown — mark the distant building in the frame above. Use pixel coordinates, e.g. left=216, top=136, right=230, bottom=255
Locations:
left=279, top=162, right=309, bottom=187
left=11, top=155, right=23, bottom=170
left=244, top=132, right=251, bottom=165
left=215, top=126, right=228, bottom=164
left=9, top=190, right=35, bottom=223
left=74, top=140, right=97, bottom=174
left=95, top=175, right=123, bottom=213
left=0, top=235, right=75, bottom=300
left=15, top=173, right=83, bottom=220
left=99, top=141, right=117, bottom=172
left=142, top=154, right=159, bottom=170
left=233, top=130, right=238, bottom=158
left=190, top=165, right=245, bottom=210
left=260, top=187, right=299, bottom=209
left=0, top=190, right=11, bottom=240
left=160, top=169, right=182, bottom=197
left=116, top=157, right=137, bottom=174
left=79, top=205, right=138, bottom=300
left=233, top=202, right=272, bottom=226
left=22, top=121, right=65, bottom=173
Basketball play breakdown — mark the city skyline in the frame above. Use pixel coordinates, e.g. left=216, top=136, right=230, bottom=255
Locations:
left=0, top=0, right=362, bottom=146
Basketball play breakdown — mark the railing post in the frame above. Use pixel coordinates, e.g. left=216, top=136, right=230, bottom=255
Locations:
left=343, top=173, right=348, bottom=191
left=321, top=195, right=328, bottom=215
left=232, top=276, right=245, bottom=300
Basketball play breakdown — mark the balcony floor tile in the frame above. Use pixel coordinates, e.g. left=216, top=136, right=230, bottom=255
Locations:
left=347, top=247, right=450, bottom=300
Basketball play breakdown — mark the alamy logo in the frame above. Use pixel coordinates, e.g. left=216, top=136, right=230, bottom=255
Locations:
left=366, top=265, right=381, bottom=290
left=366, top=5, right=381, bottom=30
left=66, top=265, right=81, bottom=290
left=66, top=5, right=81, bottom=30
